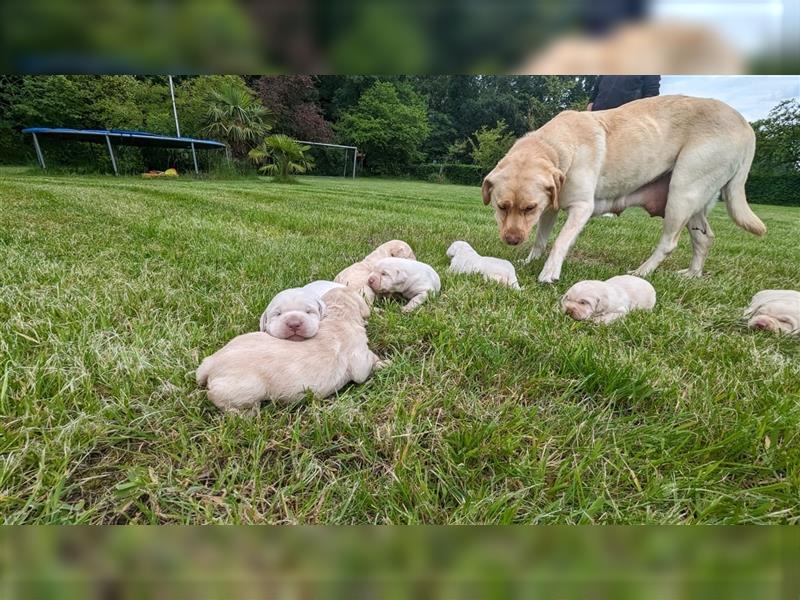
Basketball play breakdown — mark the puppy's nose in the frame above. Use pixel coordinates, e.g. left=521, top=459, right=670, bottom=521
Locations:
left=504, top=233, right=522, bottom=246
left=286, top=317, right=303, bottom=330
left=367, top=275, right=377, bottom=287
left=752, top=318, right=773, bottom=331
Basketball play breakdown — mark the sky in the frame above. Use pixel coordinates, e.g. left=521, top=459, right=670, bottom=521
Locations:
left=661, top=76, right=800, bottom=121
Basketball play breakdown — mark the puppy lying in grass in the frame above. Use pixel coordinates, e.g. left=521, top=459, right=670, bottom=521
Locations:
left=259, top=280, right=343, bottom=339
left=335, top=240, right=416, bottom=304
left=446, top=240, right=520, bottom=289
left=367, top=257, right=441, bottom=313
left=744, top=290, right=800, bottom=335
left=198, top=288, right=384, bottom=414
left=561, top=275, right=656, bottom=324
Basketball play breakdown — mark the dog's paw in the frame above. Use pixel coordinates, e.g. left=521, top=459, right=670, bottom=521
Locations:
left=677, top=268, right=703, bottom=278
left=538, top=272, right=559, bottom=284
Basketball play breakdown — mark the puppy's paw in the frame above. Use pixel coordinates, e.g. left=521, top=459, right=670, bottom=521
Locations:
left=374, top=358, right=392, bottom=371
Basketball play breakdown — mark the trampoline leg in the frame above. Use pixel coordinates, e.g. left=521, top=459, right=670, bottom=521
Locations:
left=191, top=142, right=199, bottom=174
left=32, top=133, right=46, bottom=170
left=105, top=135, right=118, bottom=176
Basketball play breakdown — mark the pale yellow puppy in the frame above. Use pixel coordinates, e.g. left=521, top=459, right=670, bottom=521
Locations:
left=744, top=290, right=800, bottom=335
left=561, top=275, right=656, bottom=324
left=335, top=240, right=416, bottom=304
left=446, top=240, right=520, bottom=289
left=367, top=257, right=441, bottom=313
left=197, top=288, right=385, bottom=414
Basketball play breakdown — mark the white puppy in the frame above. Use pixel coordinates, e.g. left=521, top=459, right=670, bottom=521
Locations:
left=335, top=240, right=416, bottom=304
left=367, top=257, right=441, bottom=313
left=446, top=241, right=520, bottom=289
left=198, top=288, right=384, bottom=414
left=259, top=280, right=344, bottom=339
left=561, top=275, right=656, bottom=324
left=744, top=290, right=800, bottom=335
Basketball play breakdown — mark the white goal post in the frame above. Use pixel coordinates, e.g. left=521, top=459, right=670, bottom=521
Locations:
left=296, top=140, right=358, bottom=179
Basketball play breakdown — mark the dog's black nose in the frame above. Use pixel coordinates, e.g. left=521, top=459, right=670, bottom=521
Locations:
left=504, top=234, right=522, bottom=246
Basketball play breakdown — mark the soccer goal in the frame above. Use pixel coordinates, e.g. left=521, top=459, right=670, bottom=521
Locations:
left=296, top=140, right=358, bottom=179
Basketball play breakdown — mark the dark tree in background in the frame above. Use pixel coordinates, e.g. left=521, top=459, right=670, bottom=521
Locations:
left=257, top=76, right=334, bottom=142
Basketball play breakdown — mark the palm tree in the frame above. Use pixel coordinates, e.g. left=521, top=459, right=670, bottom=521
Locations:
left=203, top=81, right=272, bottom=159
left=248, top=135, right=315, bottom=183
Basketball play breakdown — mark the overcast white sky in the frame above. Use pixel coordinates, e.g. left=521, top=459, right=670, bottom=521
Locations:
left=661, top=76, right=800, bottom=121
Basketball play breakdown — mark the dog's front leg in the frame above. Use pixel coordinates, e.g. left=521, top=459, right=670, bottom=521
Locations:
left=524, top=208, right=558, bottom=264
left=538, top=203, right=593, bottom=283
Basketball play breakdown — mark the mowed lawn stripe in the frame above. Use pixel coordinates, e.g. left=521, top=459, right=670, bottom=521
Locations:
left=0, top=171, right=798, bottom=524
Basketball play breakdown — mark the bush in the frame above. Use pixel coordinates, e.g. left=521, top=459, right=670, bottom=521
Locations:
left=745, top=175, right=800, bottom=206
left=413, top=163, right=483, bottom=186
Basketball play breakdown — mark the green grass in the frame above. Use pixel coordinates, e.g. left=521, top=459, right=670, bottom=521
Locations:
left=1, top=169, right=799, bottom=524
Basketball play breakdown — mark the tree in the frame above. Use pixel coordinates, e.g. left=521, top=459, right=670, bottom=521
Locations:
left=257, top=76, right=333, bottom=142
left=203, top=79, right=272, bottom=159
left=248, top=134, right=314, bottom=183
left=467, top=120, right=517, bottom=173
left=335, top=81, right=430, bottom=174
left=751, top=99, right=800, bottom=176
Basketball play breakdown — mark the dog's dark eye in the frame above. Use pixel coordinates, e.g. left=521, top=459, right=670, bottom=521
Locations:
left=306, top=309, right=314, bottom=314
left=274, top=311, right=281, bottom=316
left=382, top=271, right=388, bottom=276
left=580, top=300, right=590, bottom=305
left=523, top=206, right=536, bottom=214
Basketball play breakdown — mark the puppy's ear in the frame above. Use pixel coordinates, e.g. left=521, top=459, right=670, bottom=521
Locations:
left=259, top=309, right=269, bottom=332
left=547, top=168, right=565, bottom=210
left=317, top=298, right=327, bottom=318
left=481, top=176, right=494, bottom=206
left=356, top=294, right=371, bottom=319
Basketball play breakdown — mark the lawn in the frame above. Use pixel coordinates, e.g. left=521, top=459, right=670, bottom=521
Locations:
left=1, top=168, right=799, bottom=524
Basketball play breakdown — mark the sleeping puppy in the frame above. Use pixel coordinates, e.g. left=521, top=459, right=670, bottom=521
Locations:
left=367, top=257, right=441, bottom=313
left=446, top=240, right=520, bottom=289
left=561, top=275, right=656, bottom=324
left=259, top=280, right=344, bottom=339
left=198, top=287, right=384, bottom=414
left=335, top=240, right=416, bottom=304
left=744, top=290, right=800, bottom=335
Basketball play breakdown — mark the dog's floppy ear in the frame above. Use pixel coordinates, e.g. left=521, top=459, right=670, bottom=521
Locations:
left=259, top=309, right=269, bottom=332
left=547, top=168, right=565, bottom=210
left=481, top=176, right=494, bottom=205
left=317, top=298, right=327, bottom=318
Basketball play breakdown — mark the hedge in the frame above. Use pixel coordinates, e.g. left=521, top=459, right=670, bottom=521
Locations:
left=744, top=174, right=800, bottom=206
left=411, top=166, right=799, bottom=207
left=413, top=163, right=484, bottom=186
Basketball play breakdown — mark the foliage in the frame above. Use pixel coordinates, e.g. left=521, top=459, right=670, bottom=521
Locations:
left=751, top=99, right=800, bottom=176
left=248, top=134, right=314, bottom=182
left=257, top=76, right=334, bottom=142
left=413, top=163, right=484, bottom=186
left=467, top=120, right=517, bottom=173
left=203, top=79, right=272, bottom=159
left=335, top=81, right=430, bottom=175
left=745, top=174, right=800, bottom=206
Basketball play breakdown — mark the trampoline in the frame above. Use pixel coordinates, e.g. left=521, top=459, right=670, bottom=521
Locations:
left=22, top=127, right=226, bottom=175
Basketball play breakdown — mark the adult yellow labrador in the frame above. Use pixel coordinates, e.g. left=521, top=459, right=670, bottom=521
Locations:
left=482, top=95, right=766, bottom=283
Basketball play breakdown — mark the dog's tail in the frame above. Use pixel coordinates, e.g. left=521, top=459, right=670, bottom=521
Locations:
left=722, top=130, right=766, bottom=236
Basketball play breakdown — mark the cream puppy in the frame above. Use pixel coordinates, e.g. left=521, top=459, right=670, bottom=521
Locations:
left=367, top=257, right=441, bottom=313
left=744, top=290, right=800, bottom=335
left=561, top=275, right=656, bottom=324
left=259, top=280, right=344, bottom=339
left=198, top=288, right=384, bottom=414
left=335, top=240, right=416, bottom=304
left=446, top=241, right=520, bottom=289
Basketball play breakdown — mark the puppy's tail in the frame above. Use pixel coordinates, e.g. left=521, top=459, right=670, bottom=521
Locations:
left=722, top=133, right=766, bottom=236
left=196, top=356, right=213, bottom=387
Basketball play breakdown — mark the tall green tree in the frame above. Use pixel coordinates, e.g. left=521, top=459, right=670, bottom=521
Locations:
left=468, top=120, right=517, bottom=173
left=751, top=99, right=800, bottom=176
left=335, top=81, right=430, bottom=174
left=202, top=79, right=272, bottom=159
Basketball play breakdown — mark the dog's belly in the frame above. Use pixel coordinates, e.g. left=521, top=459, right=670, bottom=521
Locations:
left=594, top=172, right=671, bottom=217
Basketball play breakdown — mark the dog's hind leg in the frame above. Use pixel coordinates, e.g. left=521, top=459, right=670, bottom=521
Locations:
left=678, top=211, right=715, bottom=277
